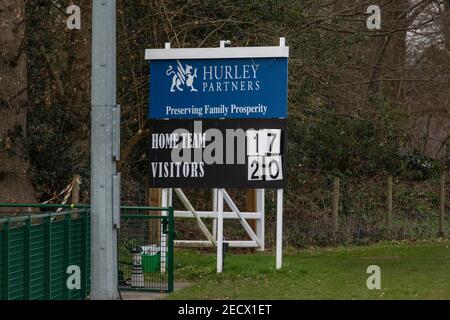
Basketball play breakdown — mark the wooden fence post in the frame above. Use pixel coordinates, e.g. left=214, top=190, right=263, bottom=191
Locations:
left=246, top=189, right=257, bottom=233
left=386, top=175, right=393, bottom=239
left=332, top=176, right=340, bottom=239
left=71, top=174, right=81, bottom=205
left=438, top=171, right=446, bottom=237
left=149, top=188, right=162, bottom=242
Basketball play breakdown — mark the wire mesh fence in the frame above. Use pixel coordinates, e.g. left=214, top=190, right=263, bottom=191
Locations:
left=118, top=207, right=174, bottom=293
left=264, top=173, right=449, bottom=247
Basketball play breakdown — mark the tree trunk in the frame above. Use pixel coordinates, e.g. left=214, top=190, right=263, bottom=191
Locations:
left=69, top=1, right=92, bottom=123
left=0, top=0, right=37, bottom=207
left=368, top=0, right=409, bottom=98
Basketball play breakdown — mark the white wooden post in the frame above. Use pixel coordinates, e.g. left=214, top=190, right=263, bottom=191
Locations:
left=217, top=189, right=224, bottom=273
left=212, top=189, right=218, bottom=239
left=275, top=38, right=286, bottom=265
left=276, top=188, right=283, bottom=269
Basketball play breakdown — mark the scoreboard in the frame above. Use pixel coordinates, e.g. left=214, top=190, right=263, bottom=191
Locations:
left=146, top=45, right=289, bottom=188
left=148, top=119, right=287, bottom=188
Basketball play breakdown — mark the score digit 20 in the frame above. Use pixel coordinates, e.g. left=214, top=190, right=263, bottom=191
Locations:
left=246, top=129, right=283, bottom=181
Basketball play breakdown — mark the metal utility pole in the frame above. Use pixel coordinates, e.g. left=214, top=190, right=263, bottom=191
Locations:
left=90, top=0, right=121, bottom=300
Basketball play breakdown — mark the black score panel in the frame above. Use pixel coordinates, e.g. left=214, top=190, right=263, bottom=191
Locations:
left=148, top=119, right=287, bottom=188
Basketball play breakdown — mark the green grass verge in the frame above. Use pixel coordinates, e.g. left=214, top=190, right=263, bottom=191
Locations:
left=168, top=240, right=450, bottom=299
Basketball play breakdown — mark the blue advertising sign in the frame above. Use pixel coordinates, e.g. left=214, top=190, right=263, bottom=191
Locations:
left=148, top=57, right=288, bottom=119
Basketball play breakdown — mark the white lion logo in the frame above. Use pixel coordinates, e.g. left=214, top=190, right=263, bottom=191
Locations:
left=166, top=60, right=198, bottom=92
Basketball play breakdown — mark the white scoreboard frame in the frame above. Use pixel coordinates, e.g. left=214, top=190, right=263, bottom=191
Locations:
left=145, top=38, right=288, bottom=273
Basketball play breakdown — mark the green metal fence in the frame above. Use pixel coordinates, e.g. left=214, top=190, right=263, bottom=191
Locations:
left=0, top=205, right=90, bottom=300
left=118, top=207, right=174, bottom=293
left=0, top=204, right=174, bottom=299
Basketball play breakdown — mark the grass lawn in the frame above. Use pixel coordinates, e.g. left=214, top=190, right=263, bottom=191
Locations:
left=168, top=240, right=450, bottom=299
